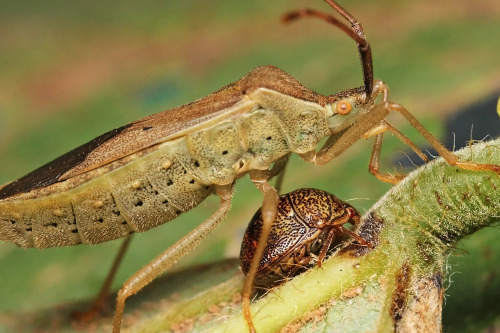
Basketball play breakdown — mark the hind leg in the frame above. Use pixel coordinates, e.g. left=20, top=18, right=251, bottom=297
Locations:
left=112, top=184, right=233, bottom=333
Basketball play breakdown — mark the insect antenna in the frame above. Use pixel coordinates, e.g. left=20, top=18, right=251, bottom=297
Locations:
left=282, top=0, right=374, bottom=98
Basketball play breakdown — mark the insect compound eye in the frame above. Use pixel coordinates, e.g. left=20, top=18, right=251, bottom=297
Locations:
left=345, top=207, right=360, bottom=225
left=336, top=101, right=352, bottom=115
left=346, top=207, right=356, bottom=219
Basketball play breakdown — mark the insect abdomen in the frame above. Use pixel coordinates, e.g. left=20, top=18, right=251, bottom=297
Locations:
left=0, top=141, right=215, bottom=248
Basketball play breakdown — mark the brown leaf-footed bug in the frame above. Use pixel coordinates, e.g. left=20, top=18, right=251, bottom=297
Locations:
left=0, top=0, right=499, bottom=332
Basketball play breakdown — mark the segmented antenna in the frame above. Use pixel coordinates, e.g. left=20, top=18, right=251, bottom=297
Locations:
left=283, top=0, right=374, bottom=97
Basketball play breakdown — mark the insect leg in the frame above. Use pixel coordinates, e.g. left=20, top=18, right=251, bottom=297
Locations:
left=387, top=102, right=500, bottom=175
left=112, top=184, right=233, bottom=333
left=337, top=226, right=372, bottom=248
left=366, top=133, right=402, bottom=184
left=316, top=228, right=337, bottom=268
left=73, top=235, right=133, bottom=322
left=317, top=223, right=371, bottom=268
left=364, top=120, right=429, bottom=183
left=364, top=120, right=429, bottom=162
left=243, top=171, right=279, bottom=333
left=311, top=103, right=389, bottom=165
left=269, top=154, right=290, bottom=194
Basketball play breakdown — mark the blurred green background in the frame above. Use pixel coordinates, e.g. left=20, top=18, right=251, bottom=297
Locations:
left=0, top=0, right=499, bottom=332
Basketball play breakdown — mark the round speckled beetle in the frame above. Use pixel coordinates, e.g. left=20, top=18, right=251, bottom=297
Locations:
left=239, top=188, right=369, bottom=287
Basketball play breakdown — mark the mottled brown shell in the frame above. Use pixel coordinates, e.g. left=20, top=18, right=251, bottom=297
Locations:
left=239, top=188, right=361, bottom=287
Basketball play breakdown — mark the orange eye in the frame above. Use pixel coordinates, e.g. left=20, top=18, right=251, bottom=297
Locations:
left=336, top=101, right=352, bottom=115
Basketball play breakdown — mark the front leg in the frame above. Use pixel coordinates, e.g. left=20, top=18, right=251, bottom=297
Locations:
left=302, top=103, right=389, bottom=166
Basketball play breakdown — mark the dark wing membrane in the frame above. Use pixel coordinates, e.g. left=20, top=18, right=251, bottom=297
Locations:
left=0, top=126, right=129, bottom=200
